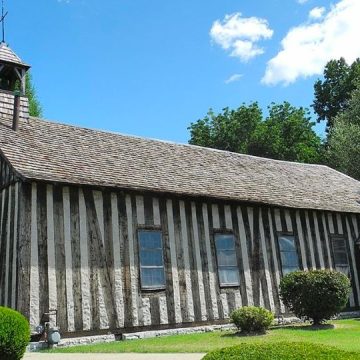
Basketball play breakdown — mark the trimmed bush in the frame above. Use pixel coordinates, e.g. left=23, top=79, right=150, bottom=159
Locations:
left=230, top=306, right=274, bottom=333
left=202, top=342, right=360, bottom=360
left=0, top=307, right=30, bottom=360
left=280, top=270, right=351, bottom=325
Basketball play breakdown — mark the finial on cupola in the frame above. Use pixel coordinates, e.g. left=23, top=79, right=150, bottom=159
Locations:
left=0, top=0, right=31, bottom=130
left=0, top=0, right=8, bottom=44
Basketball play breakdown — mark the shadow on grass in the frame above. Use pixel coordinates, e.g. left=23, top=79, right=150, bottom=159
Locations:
left=221, top=331, right=267, bottom=338
left=271, top=324, right=335, bottom=331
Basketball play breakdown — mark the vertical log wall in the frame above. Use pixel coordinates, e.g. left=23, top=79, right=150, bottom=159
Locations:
left=0, top=154, right=19, bottom=310
left=14, top=182, right=360, bottom=334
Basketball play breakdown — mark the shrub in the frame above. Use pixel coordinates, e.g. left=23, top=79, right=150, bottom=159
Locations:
left=202, top=342, right=359, bottom=360
left=280, top=270, right=351, bottom=325
left=230, top=306, right=274, bottom=333
left=0, top=307, right=30, bottom=360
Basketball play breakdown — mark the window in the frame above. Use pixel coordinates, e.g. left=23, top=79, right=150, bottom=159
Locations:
left=331, top=237, right=350, bottom=276
left=278, top=235, right=299, bottom=276
left=138, top=230, right=166, bottom=290
left=215, top=234, right=240, bottom=286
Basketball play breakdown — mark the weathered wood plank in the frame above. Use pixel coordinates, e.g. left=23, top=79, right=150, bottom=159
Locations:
left=191, top=201, right=207, bottom=321
left=313, top=211, right=325, bottom=269
left=46, top=185, right=57, bottom=326
left=54, top=186, right=67, bottom=331
left=295, top=210, right=308, bottom=271
left=29, top=183, right=39, bottom=329
left=111, top=192, right=124, bottom=328
left=202, top=203, right=219, bottom=319
left=259, top=209, right=275, bottom=312
left=237, top=206, right=253, bottom=306
left=37, top=184, right=49, bottom=321
left=11, top=183, right=18, bottom=309
left=69, top=187, right=83, bottom=331
left=0, top=188, right=9, bottom=305
left=4, top=186, right=12, bottom=306
left=17, top=182, right=32, bottom=319
left=63, top=187, right=75, bottom=331
left=179, top=200, right=195, bottom=322
left=166, top=199, right=182, bottom=323
left=125, top=194, right=139, bottom=326
left=78, top=188, right=91, bottom=330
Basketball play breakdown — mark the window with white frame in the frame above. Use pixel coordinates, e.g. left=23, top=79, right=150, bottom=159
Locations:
left=138, top=230, right=166, bottom=289
left=278, top=234, right=299, bottom=276
left=331, top=237, right=350, bottom=276
left=214, top=234, right=240, bottom=286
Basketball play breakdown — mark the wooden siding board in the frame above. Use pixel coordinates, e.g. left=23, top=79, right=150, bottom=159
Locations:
left=53, top=186, right=67, bottom=331
left=46, top=185, right=57, bottom=326
left=159, top=197, right=175, bottom=324
left=237, top=206, right=253, bottom=306
left=179, top=200, right=195, bottom=323
left=303, top=211, right=316, bottom=269
left=69, top=187, right=83, bottom=330
left=29, top=183, right=40, bottom=329
left=185, top=201, right=201, bottom=322
left=11, top=183, right=18, bottom=309
left=166, top=199, right=182, bottom=324
left=111, top=192, right=124, bottom=328
left=63, top=186, right=75, bottom=331
left=5, top=185, right=14, bottom=307
left=118, top=193, right=132, bottom=328
left=127, top=194, right=139, bottom=327
left=172, top=200, right=188, bottom=323
left=78, top=188, right=92, bottom=330
left=267, top=208, right=284, bottom=313
left=342, top=214, right=356, bottom=307
left=231, top=205, right=246, bottom=307
left=17, top=182, right=31, bottom=318
left=0, top=187, right=9, bottom=305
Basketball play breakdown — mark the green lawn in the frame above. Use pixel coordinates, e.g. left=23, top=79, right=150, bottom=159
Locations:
left=48, top=319, right=360, bottom=354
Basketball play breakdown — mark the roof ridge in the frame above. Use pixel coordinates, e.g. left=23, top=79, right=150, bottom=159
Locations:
left=29, top=116, right=328, bottom=170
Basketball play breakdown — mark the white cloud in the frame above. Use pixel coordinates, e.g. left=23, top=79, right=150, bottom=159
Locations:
left=210, top=13, right=273, bottom=62
left=262, top=0, right=360, bottom=86
left=297, top=0, right=309, bottom=4
left=309, top=6, right=326, bottom=20
left=225, top=74, right=243, bottom=84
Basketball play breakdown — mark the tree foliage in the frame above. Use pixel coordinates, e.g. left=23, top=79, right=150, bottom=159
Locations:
left=280, top=270, right=351, bottom=325
left=326, top=86, right=360, bottom=180
left=313, top=58, right=360, bottom=132
left=188, top=102, right=263, bottom=153
left=188, top=102, right=322, bottom=163
left=0, top=307, right=30, bottom=360
left=25, top=72, right=42, bottom=117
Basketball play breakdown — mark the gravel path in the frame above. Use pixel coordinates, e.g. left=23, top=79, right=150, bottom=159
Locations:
left=24, top=353, right=205, bottom=360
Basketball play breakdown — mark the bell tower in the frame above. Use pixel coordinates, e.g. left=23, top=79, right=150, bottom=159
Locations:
left=0, top=1, right=30, bottom=128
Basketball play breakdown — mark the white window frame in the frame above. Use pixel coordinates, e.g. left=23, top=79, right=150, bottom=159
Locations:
left=277, top=233, right=299, bottom=276
left=138, top=229, right=166, bottom=290
left=214, top=233, right=240, bottom=287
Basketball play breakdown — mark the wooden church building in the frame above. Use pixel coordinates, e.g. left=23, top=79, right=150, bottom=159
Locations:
left=0, top=43, right=360, bottom=336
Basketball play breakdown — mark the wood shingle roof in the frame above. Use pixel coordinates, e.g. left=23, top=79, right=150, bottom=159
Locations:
left=0, top=43, right=30, bottom=68
left=1, top=117, right=360, bottom=213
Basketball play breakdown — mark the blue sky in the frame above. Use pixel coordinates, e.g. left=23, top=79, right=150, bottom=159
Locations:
left=5, top=0, right=360, bottom=143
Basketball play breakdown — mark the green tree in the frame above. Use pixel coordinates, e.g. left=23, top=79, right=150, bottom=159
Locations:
left=188, top=102, right=263, bottom=153
left=25, top=72, right=42, bottom=117
left=326, top=86, right=360, bottom=180
left=188, top=102, right=322, bottom=164
left=251, top=102, right=322, bottom=163
left=313, top=58, right=360, bottom=132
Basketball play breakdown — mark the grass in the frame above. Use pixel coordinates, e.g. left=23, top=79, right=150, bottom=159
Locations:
left=48, top=319, right=360, bottom=354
